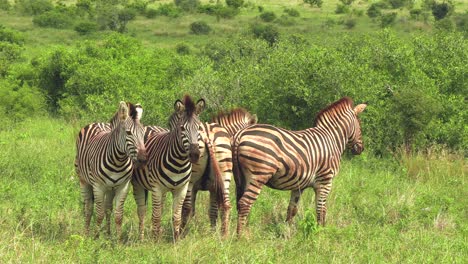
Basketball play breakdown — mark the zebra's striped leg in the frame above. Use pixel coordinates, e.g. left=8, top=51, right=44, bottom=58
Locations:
left=132, top=181, right=147, bottom=240
left=208, top=192, right=219, bottom=229
left=171, top=183, right=189, bottom=242
left=151, top=188, right=165, bottom=240
left=286, top=190, right=302, bottom=224
left=80, top=181, right=93, bottom=236
left=93, top=186, right=106, bottom=238
left=113, top=181, right=130, bottom=239
left=104, top=189, right=115, bottom=236
left=237, top=180, right=266, bottom=236
left=314, top=182, right=332, bottom=226
left=181, top=182, right=194, bottom=231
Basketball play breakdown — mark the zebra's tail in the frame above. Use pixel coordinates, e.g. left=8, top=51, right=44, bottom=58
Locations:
left=205, top=138, right=226, bottom=210
left=232, top=132, right=245, bottom=211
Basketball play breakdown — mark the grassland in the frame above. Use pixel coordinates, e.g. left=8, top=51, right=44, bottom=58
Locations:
left=0, top=118, right=466, bottom=263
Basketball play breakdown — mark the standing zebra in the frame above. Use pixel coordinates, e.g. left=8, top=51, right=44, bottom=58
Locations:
left=132, top=96, right=220, bottom=241
left=232, top=97, right=367, bottom=235
left=181, top=108, right=258, bottom=237
left=75, top=101, right=147, bottom=238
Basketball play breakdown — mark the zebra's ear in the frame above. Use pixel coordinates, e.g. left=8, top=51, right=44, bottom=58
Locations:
left=251, top=114, right=258, bottom=124
left=354, top=104, right=367, bottom=115
left=174, top=99, right=185, bottom=113
left=118, top=101, right=129, bottom=121
left=135, top=103, right=143, bottom=120
left=195, top=99, right=205, bottom=115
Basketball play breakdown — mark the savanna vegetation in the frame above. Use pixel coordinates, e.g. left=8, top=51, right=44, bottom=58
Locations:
left=0, top=0, right=466, bottom=262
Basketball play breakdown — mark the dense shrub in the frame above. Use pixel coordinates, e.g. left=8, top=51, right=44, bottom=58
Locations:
left=434, top=17, right=455, bottom=32
left=339, top=0, right=355, bottom=5
left=284, top=8, right=300, bottom=17
left=0, top=25, right=25, bottom=45
left=126, top=0, right=148, bottom=14
left=454, top=12, right=468, bottom=36
left=251, top=23, right=279, bottom=46
left=335, top=4, right=350, bottom=14
left=156, top=3, right=181, bottom=18
left=304, top=0, right=323, bottom=8
left=260, top=11, right=276, bottom=22
left=74, top=21, right=99, bottom=35
left=431, top=1, right=452, bottom=20
left=409, top=8, right=422, bottom=20
left=226, top=0, right=244, bottom=9
left=176, top=43, right=191, bottom=55
left=32, top=10, right=75, bottom=29
left=145, top=8, right=158, bottom=18
left=15, top=0, right=53, bottom=15
left=198, top=4, right=239, bottom=19
left=386, top=0, right=413, bottom=9
left=190, top=21, right=211, bottom=35
left=0, top=0, right=11, bottom=11
left=174, top=0, right=199, bottom=12
left=344, top=17, right=357, bottom=29
left=367, top=4, right=382, bottom=18
left=380, top=12, right=397, bottom=27
left=276, top=15, right=296, bottom=26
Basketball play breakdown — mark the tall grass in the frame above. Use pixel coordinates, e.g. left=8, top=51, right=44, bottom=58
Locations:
left=0, top=117, right=465, bottom=262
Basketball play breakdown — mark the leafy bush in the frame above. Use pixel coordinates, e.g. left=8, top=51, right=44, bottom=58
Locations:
left=190, top=21, right=211, bottom=35
left=126, top=0, right=148, bottom=14
left=409, top=9, right=422, bottom=20
left=304, top=0, right=323, bottom=8
left=156, top=3, right=181, bottom=18
left=431, top=1, right=452, bottom=21
left=335, top=4, right=350, bottom=14
left=260, top=11, right=276, bottom=22
left=176, top=43, right=191, bottom=55
left=380, top=12, right=397, bottom=27
left=339, top=0, right=355, bottom=5
left=367, top=4, right=382, bottom=18
left=386, top=0, right=413, bottom=9
left=145, top=8, right=158, bottom=18
left=0, top=0, right=11, bottom=11
left=251, top=23, right=279, bottom=46
left=198, top=4, right=239, bottom=19
left=284, top=8, right=300, bottom=17
left=0, top=25, right=25, bottom=45
left=32, top=10, right=75, bottom=29
left=344, top=17, right=357, bottom=29
left=74, top=21, right=99, bottom=35
left=15, top=0, right=53, bottom=15
left=225, top=0, right=244, bottom=9
left=276, top=15, right=296, bottom=26
left=454, top=11, right=468, bottom=36
left=174, top=0, right=199, bottom=12
left=434, top=17, right=455, bottom=32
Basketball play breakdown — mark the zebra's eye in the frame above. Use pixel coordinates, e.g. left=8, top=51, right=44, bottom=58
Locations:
left=199, top=126, right=203, bottom=131
left=126, top=131, right=132, bottom=135
left=180, top=126, right=186, bottom=132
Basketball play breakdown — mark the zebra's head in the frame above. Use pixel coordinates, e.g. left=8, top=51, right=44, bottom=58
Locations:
left=348, top=103, right=367, bottom=155
left=117, top=101, right=147, bottom=168
left=171, top=96, right=205, bottom=163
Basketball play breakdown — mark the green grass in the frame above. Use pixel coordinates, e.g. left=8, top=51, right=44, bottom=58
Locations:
left=0, top=117, right=466, bottom=262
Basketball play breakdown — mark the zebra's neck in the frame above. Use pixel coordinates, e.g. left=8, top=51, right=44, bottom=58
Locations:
left=167, top=129, right=189, bottom=161
left=315, top=114, right=352, bottom=156
left=107, top=123, right=128, bottom=166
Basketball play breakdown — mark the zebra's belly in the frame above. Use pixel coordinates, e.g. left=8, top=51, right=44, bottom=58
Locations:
left=267, top=171, right=315, bottom=190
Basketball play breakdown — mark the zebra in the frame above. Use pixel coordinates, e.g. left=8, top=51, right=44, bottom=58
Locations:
left=180, top=108, right=258, bottom=237
left=232, top=97, right=367, bottom=235
left=131, top=96, right=223, bottom=241
left=75, top=101, right=147, bottom=238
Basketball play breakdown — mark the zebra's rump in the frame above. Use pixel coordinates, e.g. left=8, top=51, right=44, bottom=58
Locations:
left=235, top=124, right=332, bottom=190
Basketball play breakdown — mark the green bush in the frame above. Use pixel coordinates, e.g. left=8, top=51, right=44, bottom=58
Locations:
left=409, top=8, right=422, bottom=20
left=0, top=0, right=11, bottom=11
left=335, top=4, right=350, bottom=14
left=15, top=0, right=53, bottom=15
left=367, top=4, right=382, bottom=18
left=190, top=21, right=211, bottom=35
left=176, top=43, right=191, bottom=55
left=126, top=0, right=148, bottom=14
left=145, top=8, right=158, bottom=18
left=344, top=17, right=357, bottom=29
left=32, top=10, right=75, bottom=29
left=174, top=0, right=199, bottom=12
left=74, top=21, right=99, bottom=35
left=380, top=12, right=397, bottom=27
left=157, top=3, right=181, bottom=18
left=386, top=0, right=413, bottom=9
left=454, top=12, right=468, bottom=36
left=339, top=0, right=355, bottom=5
left=276, top=15, right=296, bottom=26
left=284, top=8, right=300, bottom=17
left=304, top=0, right=323, bottom=8
left=0, top=25, right=25, bottom=45
left=432, top=1, right=452, bottom=21
left=225, top=0, right=244, bottom=9
left=260, top=11, right=276, bottom=22
left=251, top=23, right=279, bottom=46
left=434, top=17, right=455, bottom=32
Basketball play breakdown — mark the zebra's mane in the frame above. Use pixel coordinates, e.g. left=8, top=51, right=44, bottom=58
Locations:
left=183, top=95, right=196, bottom=117
left=313, top=97, right=353, bottom=126
left=211, top=108, right=254, bottom=122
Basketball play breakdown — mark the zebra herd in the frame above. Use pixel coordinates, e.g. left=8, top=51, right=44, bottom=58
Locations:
left=75, top=95, right=367, bottom=240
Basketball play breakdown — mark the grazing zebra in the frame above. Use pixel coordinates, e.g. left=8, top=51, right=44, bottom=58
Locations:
left=181, top=108, right=258, bottom=237
left=75, top=101, right=147, bottom=238
left=132, top=96, right=222, bottom=241
left=232, top=97, right=367, bottom=235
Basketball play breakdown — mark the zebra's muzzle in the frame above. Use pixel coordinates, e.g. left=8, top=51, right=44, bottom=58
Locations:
left=134, top=150, right=148, bottom=168
left=189, top=144, right=201, bottom=163
left=351, top=143, right=364, bottom=155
